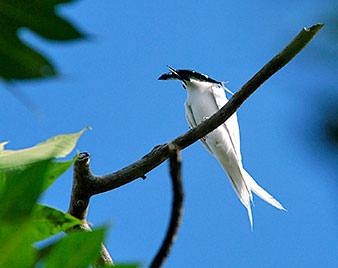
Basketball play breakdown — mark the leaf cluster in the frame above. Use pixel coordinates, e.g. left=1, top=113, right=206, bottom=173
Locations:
left=0, top=128, right=112, bottom=268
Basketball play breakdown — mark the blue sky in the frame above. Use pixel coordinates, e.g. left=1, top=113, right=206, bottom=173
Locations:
left=1, top=1, right=338, bottom=267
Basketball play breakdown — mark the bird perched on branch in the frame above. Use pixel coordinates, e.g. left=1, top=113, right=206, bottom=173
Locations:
left=159, top=65, right=286, bottom=229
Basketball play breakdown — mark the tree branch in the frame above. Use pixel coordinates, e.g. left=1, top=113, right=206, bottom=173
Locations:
left=88, top=23, right=324, bottom=195
left=66, top=23, right=323, bottom=267
left=150, top=144, right=184, bottom=268
left=67, top=153, right=114, bottom=267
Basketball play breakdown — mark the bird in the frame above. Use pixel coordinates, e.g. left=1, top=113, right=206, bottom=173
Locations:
left=158, top=65, right=286, bottom=229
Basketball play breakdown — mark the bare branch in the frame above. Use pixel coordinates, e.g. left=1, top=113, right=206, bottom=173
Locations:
left=68, top=152, right=92, bottom=221
left=67, top=153, right=114, bottom=267
left=150, top=144, right=184, bottom=268
left=88, top=23, right=324, bottom=195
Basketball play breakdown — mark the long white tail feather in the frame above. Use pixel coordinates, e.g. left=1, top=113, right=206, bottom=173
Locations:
left=221, top=162, right=286, bottom=229
left=241, top=168, right=287, bottom=211
left=247, top=203, right=253, bottom=231
left=222, top=166, right=254, bottom=229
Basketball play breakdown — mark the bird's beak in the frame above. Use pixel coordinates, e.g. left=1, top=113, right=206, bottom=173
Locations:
left=158, top=73, right=171, bottom=80
left=166, top=65, right=177, bottom=73
left=158, top=65, right=179, bottom=80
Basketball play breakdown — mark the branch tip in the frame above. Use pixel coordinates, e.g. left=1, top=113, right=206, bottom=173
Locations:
left=307, top=23, right=324, bottom=32
left=77, top=152, right=90, bottom=163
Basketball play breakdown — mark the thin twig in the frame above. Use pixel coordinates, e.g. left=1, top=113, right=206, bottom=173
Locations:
left=150, top=144, right=184, bottom=268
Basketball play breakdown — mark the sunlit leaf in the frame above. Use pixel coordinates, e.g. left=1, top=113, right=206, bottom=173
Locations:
left=0, top=127, right=89, bottom=169
left=0, top=141, right=8, bottom=151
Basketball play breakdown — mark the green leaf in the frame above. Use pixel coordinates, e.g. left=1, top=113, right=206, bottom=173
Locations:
left=0, top=127, right=89, bottom=169
left=41, top=157, right=77, bottom=192
left=0, top=220, right=38, bottom=268
left=0, top=0, right=84, bottom=80
left=44, top=228, right=106, bottom=268
left=0, top=29, right=56, bottom=80
left=0, top=169, right=4, bottom=194
left=0, top=159, right=50, bottom=220
left=30, top=204, right=82, bottom=243
left=0, top=1, right=83, bottom=41
left=0, top=157, right=76, bottom=198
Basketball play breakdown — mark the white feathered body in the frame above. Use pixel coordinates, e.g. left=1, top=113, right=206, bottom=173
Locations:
left=184, top=79, right=285, bottom=228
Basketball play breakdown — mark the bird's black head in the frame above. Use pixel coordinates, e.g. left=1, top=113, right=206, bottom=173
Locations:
left=158, top=65, right=221, bottom=84
left=158, top=71, right=181, bottom=81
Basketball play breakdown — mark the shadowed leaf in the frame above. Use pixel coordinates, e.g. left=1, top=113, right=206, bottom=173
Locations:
left=30, top=204, right=82, bottom=243
left=44, top=227, right=106, bottom=268
left=40, top=157, right=77, bottom=192
left=0, top=0, right=84, bottom=80
left=0, top=221, right=38, bottom=268
left=0, top=159, right=50, bottom=220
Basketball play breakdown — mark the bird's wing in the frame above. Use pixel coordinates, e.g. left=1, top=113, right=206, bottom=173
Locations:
left=184, top=102, right=214, bottom=155
left=210, top=85, right=242, bottom=161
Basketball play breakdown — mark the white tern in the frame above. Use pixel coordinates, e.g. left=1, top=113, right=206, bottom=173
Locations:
left=159, top=65, right=286, bottom=229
